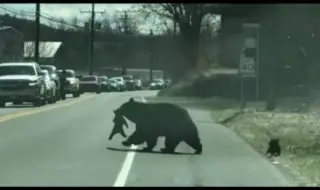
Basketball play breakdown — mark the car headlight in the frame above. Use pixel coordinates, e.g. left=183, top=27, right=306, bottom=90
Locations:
left=51, top=73, right=57, bottom=79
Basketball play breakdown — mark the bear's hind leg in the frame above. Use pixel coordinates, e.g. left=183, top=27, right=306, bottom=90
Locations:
left=142, top=137, right=157, bottom=152
left=184, top=136, right=203, bottom=155
left=161, top=136, right=180, bottom=154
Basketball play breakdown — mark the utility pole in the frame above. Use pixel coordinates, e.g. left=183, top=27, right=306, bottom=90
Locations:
left=35, top=3, right=40, bottom=63
left=173, top=20, right=177, bottom=38
left=121, top=10, right=129, bottom=76
left=149, top=29, right=154, bottom=82
left=80, top=4, right=105, bottom=75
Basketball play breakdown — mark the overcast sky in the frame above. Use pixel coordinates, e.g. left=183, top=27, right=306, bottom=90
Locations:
left=0, top=4, right=152, bottom=31
left=2, top=3, right=134, bottom=20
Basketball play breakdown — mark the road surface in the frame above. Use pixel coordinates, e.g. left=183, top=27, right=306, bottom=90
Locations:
left=0, top=91, right=296, bottom=186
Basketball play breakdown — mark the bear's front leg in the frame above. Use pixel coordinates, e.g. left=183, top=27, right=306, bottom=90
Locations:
left=122, top=130, right=145, bottom=147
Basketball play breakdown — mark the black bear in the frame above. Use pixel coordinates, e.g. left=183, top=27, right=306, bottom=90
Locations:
left=266, top=137, right=281, bottom=157
left=108, top=110, right=129, bottom=140
left=115, top=98, right=203, bottom=154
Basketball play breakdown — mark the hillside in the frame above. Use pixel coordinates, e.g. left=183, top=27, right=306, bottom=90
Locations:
left=0, top=14, right=219, bottom=73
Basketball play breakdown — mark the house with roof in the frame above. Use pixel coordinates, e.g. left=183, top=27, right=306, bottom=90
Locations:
left=23, top=41, right=64, bottom=67
left=0, top=26, right=24, bottom=62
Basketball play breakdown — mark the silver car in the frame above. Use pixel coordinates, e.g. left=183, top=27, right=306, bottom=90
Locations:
left=0, top=62, right=47, bottom=107
left=57, top=69, right=80, bottom=98
left=42, top=69, right=57, bottom=104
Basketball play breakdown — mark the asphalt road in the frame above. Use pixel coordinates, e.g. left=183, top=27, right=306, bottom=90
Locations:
left=0, top=91, right=296, bottom=186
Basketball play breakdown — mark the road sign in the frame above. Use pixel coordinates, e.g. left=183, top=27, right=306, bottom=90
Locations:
left=239, top=54, right=256, bottom=77
left=244, top=38, right=257, bottom=48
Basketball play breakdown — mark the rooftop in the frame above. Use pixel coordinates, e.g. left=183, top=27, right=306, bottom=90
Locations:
left=0, top=62, right=38, bottom=66
left=24, top=41, right=62, bottom=58
left=0, top=26, right=23, bottom=36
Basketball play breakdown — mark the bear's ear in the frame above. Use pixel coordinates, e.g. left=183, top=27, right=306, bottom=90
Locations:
left=129, top=98, right=134, bottom=103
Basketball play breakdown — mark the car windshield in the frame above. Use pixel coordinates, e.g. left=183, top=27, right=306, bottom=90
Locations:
left=123, top=76, right=133, bottom=81
left=98, top=77, right=107, bottom=82
left=42, top=70, right=51, bottom=80
left=116, top=78, right=122, bottom=82
left=58, top=70, right=74, bottom=78
left=0, top=65, right=35, bottom=76
left=109, top=79, right=116, bottom=83
left=40, top=66, right=54, bottom=74
left=153, top=79, right=162, bottom=83
left=81, top=76, right=96, bottom=82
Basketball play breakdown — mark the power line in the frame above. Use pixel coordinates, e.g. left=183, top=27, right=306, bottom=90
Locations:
left=0, top=5, right=88, bottom=31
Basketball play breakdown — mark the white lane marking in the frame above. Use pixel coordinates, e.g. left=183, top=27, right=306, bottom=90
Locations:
left=113, top=96, right=147, bottom=187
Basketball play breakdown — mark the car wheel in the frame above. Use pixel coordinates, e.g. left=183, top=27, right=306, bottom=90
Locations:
left=96, top=88, right=102, bottom=94
left=0, top=101, right=5, bottom=108
left=13, top=101, right=22, bottom=105
left=72, top=92, right=78, bottom=98
left=53, top=94, right=57, bottom=103
left=56, top=91, right=61, bottom=101
left=33, top=98, right=43, bottom=107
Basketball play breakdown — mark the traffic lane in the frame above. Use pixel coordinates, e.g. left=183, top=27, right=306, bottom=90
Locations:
left=0, top=94, right=85, bottom=117
left=0, top=92, right=134, bottom=186
left=125, top=103, right=295, bottom=186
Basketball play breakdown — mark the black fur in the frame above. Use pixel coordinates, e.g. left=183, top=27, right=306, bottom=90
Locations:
left=108, top=110, right=129, bottom=140
left=117, top=98, right=203, bottom=154
left=266, top=138, right=281, bottom=157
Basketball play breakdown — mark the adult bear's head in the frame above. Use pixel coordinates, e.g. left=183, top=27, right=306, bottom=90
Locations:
left=115, top=98, right=144, bottom=123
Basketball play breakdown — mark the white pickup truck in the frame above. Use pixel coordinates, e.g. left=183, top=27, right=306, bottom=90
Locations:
left=0, top=62, right=47, bottom=107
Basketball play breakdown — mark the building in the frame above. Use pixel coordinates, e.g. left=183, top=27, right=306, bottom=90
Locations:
left=0, top=26, right=24, bottom=62
left=24, top=41, right=64, bottom=67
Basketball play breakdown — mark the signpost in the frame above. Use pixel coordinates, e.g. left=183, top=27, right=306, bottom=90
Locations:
left=239, top=23, right=260, bottom=108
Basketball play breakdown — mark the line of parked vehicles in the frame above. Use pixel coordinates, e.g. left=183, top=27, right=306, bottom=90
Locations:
left=0, top=62, right=172, bottom=108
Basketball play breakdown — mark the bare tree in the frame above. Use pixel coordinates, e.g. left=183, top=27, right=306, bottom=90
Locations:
left=70, top=16, right=79, bottom=27
left=20, top=10, right=26, bottom=20
left=47, top=20, right=55, bottom=29
left=138, top=4, right=220, bottom=77
left=111, top=10, right=140, bottom=35
left=101, top=16, right=113, bottom=33
left=57, top=18, right=67, bottom=31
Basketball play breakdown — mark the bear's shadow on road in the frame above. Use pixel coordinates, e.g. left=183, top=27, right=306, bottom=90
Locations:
left=106, top=147, right=195, bottom=155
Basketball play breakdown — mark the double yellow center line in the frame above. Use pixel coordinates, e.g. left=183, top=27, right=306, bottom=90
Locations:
left=0, top=95, right=96, bottom=123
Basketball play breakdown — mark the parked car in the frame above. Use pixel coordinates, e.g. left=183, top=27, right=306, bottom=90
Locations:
left=149, top=79, right=165, bottom=90
left=111, top=77, right=126, bottom=91
left=80, top=75, right=102, bottom=94
left=0, top=62, right=47, bottom=107
left=41, top=69, right=57, bottom=104
left=164, top=79, right=172, bottom=88
left=134, top=79, right=143, bottom=90
left=57, top=69, right=81, bottom=98
left=39, top=65, right=60, bottom=100
left=123, top=75, right=135, bottom=91
left=108, top=78, right=121, bottom=92
left=98, top=76, right=109, bottom=92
